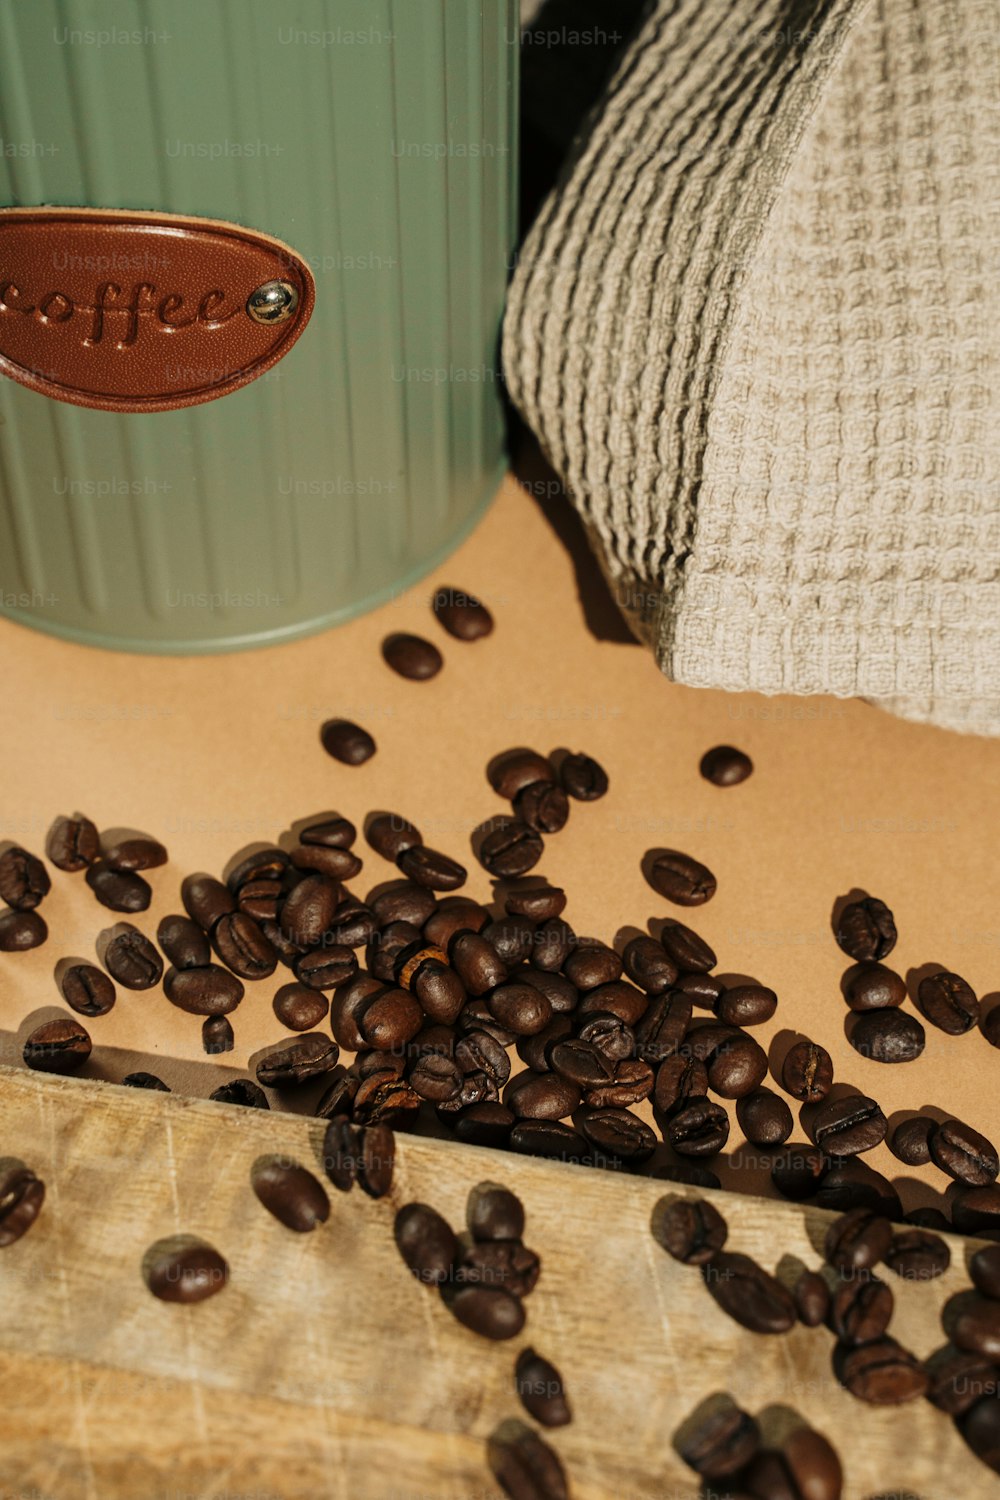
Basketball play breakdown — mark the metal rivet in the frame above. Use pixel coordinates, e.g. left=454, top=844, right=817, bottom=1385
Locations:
left=246, top=280, right=299, bottom=325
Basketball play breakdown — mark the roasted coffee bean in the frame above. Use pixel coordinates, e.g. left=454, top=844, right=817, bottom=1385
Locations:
left=970, top=1246, right=1000, bottom=1300
left=744, top=1429, right=842, bottom=1500
left=655, top=1055, right=710, bottom=1116
left=0, top=846, right=50, bottom=909
left=916, top=970, right=980, bottom=1035
left=950, top=1294, right=1000, bottom=1360
left=781, top=1040, right=833, bottom=1103
left=86, top=862, right=150, bottom=912
left=466, top=1182, right=524, bottom=1242
left=424, top=898, right=488, bottom=950
left=448, top=931, right=506, bottom=996
left=280, top=874, right=339, bottom=948
left=794, top=1270, right=831, bottom=1327
left=320, top=718, right=376, bottom=764
left=432, top=585, right=493, bottom=640
left=824, top=1208, right=893, bottom=1272
left=926, top=1347, right=1000, bottom=1415
left=251, top=1159, right=329, bottom=1232
left=505, top=1071, right=580, bottom=1120
left=355, top=1048, right=405, bottom=1081
left=675, top=1395, right=760, bottom=1480
left=213, top=911, right=277, bottom=980
left=479, top=820, right=544, bottom=878
left=0, top=909, right=47, bottom=951
left=225, top=848, right=288, bottom=893
left=411, top=958, right=466, bottom=1026
left=835, top=897, right=896, bottom=961
left=843, top=962, right=906, bottom=1011
left=703, top=1252, right=796, bottom=1334
left=562, top=941, right=621, bottom=991
left=406, top=1022, right=456, bottom=1064
left=706, top=1031, right=768, bottom=1099
left=181, top=873, right=235, bottom=931
left=458, top=1001, right=515, bottom=1048
left=646, top=849, right=716, bottom=906
left=488, top=984, right=551, bottom=1037
left=885, top=1228, right=950, bottom=1281
left=736, top=1088, right=793, bottom=1147
left=889, top=1116, right=934, bottom=1166
left=397, top=845, right=467, bottom=892
left=981, top=1005, right=1000, bottom=1052
left=530, top=918, right=576, bottom=972
left=455, top=1029, right=511, bottom=1086
left=322, top=1115, right=361, bottom=1192
left=488, top=748, right=556, bottom=800
left=954, top=1187, right=1000, bottom=1234
left=811, top=1093, right=887, bottom=1156
left=23, top=1017, right=91, bottom=1074
left=903, top=1204, right=951, bottom=1231
left=369, top=881, right=437, bottom=928
left=366, top=812, right=422, bottom=861
left=352, top=1070, right=420, bottom=1126
left=514, top=1348, right=571, bottom=1428
left=699, top=745, right=753, bottom=786
left=668, top=1096, right=730, bottom=1157
left=358, top=987, right=422, bottom=1050
left=210, top=1078, right=269, bottom=1108
left=356, top=1122, right=395, bottom=1198
left=483, top=915, right=536, bottom=966
left=771, top=1144, right=828, bottom=1200
left=288, top=844, right=360, bottom=882
left=0, top=1165, right=45, bottom=1247
left=256, top=1034, right=340, bottom=1088
left=273, top=984, right=328, bottom=1032
left=622, top=935, right=677, bottom=995
left=835, top=1337, right=927, bottom=1404
left=714, top=984, right=777, bottom=1027
left=683, top=1022, right=739, bottom=1065
left=816, top=1161, right=900, bottom=1218
left=580, top=1106, right=656, bottom=1162
left=329, top=973, right=382, bottom=1050
left=930, top=1118, right=999, bottom=1186
left=166, top=965, right=244, bottom=1016
left=850, top=1007, right=925, bottom=1064
left=655, top=1196, right=728, bottom=1265
left=301, top=815, right=356, bottom=849
left=658, top=922, right=716, bottom=973
left=61, top=963, right=115, bottom=1018
left=559, top=751, right=608, bottom=801
left=144, top=1237, right=228, bottom=1303
left=394, top=1202, right=458, bottom=1283
left=157, top=914, right=211, bottom=970
left=202, top=1015, right=234, bottom=1054
left=962, top=1396, right=1000, bottom=1474
left=122, top=1071, right=169, bottom=1091
left=505, top=883, right=566, bottom=922
left=104, top=925, right=163, bottom=989
left=510, top=1119, right=588, bottom=1162
left=295, top=946, right=358, bottom=991
left=315, top=1068, right=359, bottom=1120
left=550, top=1039, right=613, bottom=1090
left=453, top=1102, right=516, bottom=1148
left=674, top=972, right=724, bottom=1007
left=830, top=1274, right=894, bottom=1345
left=634, top=991, right=691, bottom=1063
left=382, top=631, right=442, bottom=680
left=103, top=836, right=167, bottom=873
left=575, top=1011, right=632, bottom=1062
left=514, top=782, right=569, bottom=836
left=448, top=1284, right=526, bottom=1340
left=410, top=1053, right=463, bottom=1102
left=455, top=1238, right=540, bottom=1298
left=577, top=980, right=647, bottom=1028
left=326, top=897, right=381, bottom=952
left=47, top=814, right=99, bottom=872
left=488, top=1421, right=569, bottom=1500
left=436, top=1070, right=500, bottom=1115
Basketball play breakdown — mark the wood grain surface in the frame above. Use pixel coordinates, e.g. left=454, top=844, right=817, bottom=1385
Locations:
left=0, top=1063, right=993, bottom=1500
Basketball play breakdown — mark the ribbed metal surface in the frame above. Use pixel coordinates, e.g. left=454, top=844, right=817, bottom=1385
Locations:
left=0, top=0, right=516, bottom=650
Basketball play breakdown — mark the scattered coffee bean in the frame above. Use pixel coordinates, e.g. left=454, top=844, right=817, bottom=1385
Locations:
left=0, top=909, right=47, bottom=950
left=658, top=921, right=716, bottom=973
left=929, top=1119, right=999, bottom=1187
left=514, top=1348, right=571, bottom=1428
left=213, top=911, right=278, bottom=980
left=830, top=1274, right=894, bottom=1345
left=622, top=935, right=677, bottom=995
left=580, top=1106, right=656, bottom=1162
left=23, top=1017, right=91, bottom=1075
left=834, top=1337, right=928, bottom=1404
left=771, top=1144, right=828, bottom=1200
left=301, top=815, right=356, bottom=849
left=358, top=1119, right=397, bottom=1196
left=165, top=965, right=244, bottom=1015
left=970, top=1247, right=1000, bottom=1300
left=843, top=962, right=907, bottom=1011
left=835, top=897, right=897, bottom=961
left=916, top=970, right=980, bottom=1035
left=251, top=1159, right=329, bottom=1232
left=479, top=820, right=544, bottom=878
left=454, top=1237, right=540, bottom=1298
left=273, top=984, right=329, bottom=1032
left=953, top=1187, right=1000, bottom=1234
left=983, top=1007, right=1000, bottom=1050
left=488, top=749, right=555, bottom=800
left=645, top=849, right=717, bottom=906
left=926, top=1346, right=999, bottom=1415
left=454, top=1103, right=516, bottom=1149
left=510, top=1119, right=587, bottom=1162
left=144, top=1237, right=228, bottom=1303
left=736, top=1088, right=793, bottom=1147
left=489, top=984, right=552, bottom=1037
left=103, top=925, right=163, bottom=990
left=824, top=1208, right=893, bottom=1273
left=889, top=1116, right=934, bottom=1166
left=61, top=963, right=115, bottom=1017
left=744, top=1427, right=842, bottom=1500
left=382, top=632, right=442, bottom=680
left=816, top=1160, right=899, bottom=1219
left=706, top=1031, right=768, bottom=1099
left=487, top=1420, right=568, bottom=1500
left=209, top=1078, right=269, bottom=1109
left=794, top=1270, right=831, bottom=1327
left=467, top=1183, right=525, bottom=1242
left=514, top=781, right=569, bottom=834
left=951, top=1294, right=1000, bottom=1360
left=397, top=845, right=467, bottom=892
left=157, top=913, right=212, bottom=970
left=448, top=1283, right=525, bottom=1340
left=122, top=1072, right=169, bottom=1091
left=885, top=1228, right=950, bottom=1281
left=699, top=746, right=753, bottom=786
left=781, top=1040, right=833, bottom=1103
left=505, top=883, right=566, bottom=921
left=432, top=585, right=494, bottom=640
left=811, top=1094, right=887, bottom=1156
left=850, top=1008, right=925, bottom=1063
left=669, top=1096, right=731, bottom=1157
left=366, top=813, right=422, bottom=861
left=86, top=863, right=151, bottom=913
left=181, top=873, right=235, bottom=931
left=0, top=1165, right=45, bottom=1247
left=227, top=848, right=288, bottom=892
left=675, top=1394, right=760, bottom=1480
left=655, top=1196, right=728, bottom=1265
left=295, top=946, right=358, bottom=991
left=394, top=1201, right=459, bottom=1284
left=320, top=718, right=376, bottom=764
left=202, top=1015, right=234, bottom=1054
left=256, top=1034, right=340, bottom=1088
left=962, top=1396, right=1000, bottom=1474
left=714, top=984, right=777, bottom=1027
left=47, top=814, right=99, bottom=872
left=103, top=836, right=167, bottom=873
left=0, top=846, right=50, bottom=909
left=703, top=1252, right=797, bottom=1334
left=558, top=751, right=608, bottom=801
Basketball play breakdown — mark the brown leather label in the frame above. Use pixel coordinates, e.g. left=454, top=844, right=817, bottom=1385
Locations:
left=0, top=206, right=315, bottom=412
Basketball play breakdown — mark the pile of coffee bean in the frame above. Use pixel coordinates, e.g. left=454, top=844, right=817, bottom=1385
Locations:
left=676, top=1393, right=841, bottom=1498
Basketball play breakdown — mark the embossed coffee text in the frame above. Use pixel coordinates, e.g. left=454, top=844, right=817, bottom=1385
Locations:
left=0, top=279, right=240, bottom=347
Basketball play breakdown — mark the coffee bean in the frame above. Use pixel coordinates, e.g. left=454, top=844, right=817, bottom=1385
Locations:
left=447, top=931, right=505, bottom=996
left=824, top=1208, right=893, bottom=1272
left=483, top=915, right=536, bottom=966
left=654, top=1055, right=709, bottom=1116
left=584, top=1057, right=653, bottom=1109
left=658, top=922, right=716, bottom=973
left=432, top=585, right=493, bottom=640
left=370, top=881, right=437, bottom=928
left=252, top=1159, right=329, bottom=1232
left=320, top=718, right=376, bottom=764
left=103, top=836, right=167, bottom=873
left=279, top=874, right=338, bottom=948
left=621, top=935, right=677, bottom=995
left=505, top=1071, right=580, bottom=1120
left=458, top=1000, right=513, bottom=1046
left=448, top=1284, right=526, bottom=1340
left=465, top=1183, right=524, bottom=1243
left=382, top=631, right=442, bottom=680
left=580, top=1106, right=656, bottom=1162
left=951, top=1294, right=1000, bottom=1360
left=352, top=1071, right=420, bottom=1127
left=0, top=909, right=46, bottom=951
left=144, top=1237, right=228, bottom=1303
left=0, top=846, right=50, bottom=909
left=830, top=1274, right=894, bottom=1344
left=295, top=946, right=358, bottom=991
left=47, top=814, right=99, bottom=872
left=811, top=1094, right=887, bottom=1156
left=256, top=1034, right=340, bottom=1087
left=916, top=970, right=980, bottom=1035
left=322, top=1115, right=361, bottom=1192
left=165, top=965, right=244, bottom=1015
left=575, top=1011, right=632, bottom=1062
left=816, top=1160, right=900, bottom=1218
left=0, top=1163, right=45, bottom=1248
left=929, top=1118, right=999, bottom=1186
left=487, top=984, right=551, bottom=1038
left=301, top=815, right=356, bottom=849
left=706, top=1031, right=768, bottom=1099
left=559, top=751, right=608, bottom=801
left=397, top=845, right=467, bottom=892
left=181, top=873, right=235, bottom=931
left=325, top=897, right=379, bottom=949
left=850, top=1008, right=925, bottom=1063
left=104, top=925, right=163, bottom=989
left=479, top=820, right=544, bottom=878
left=885, top=1228, right=950, bottom=1281
left=771, top=1144, right=828, bottom=1200
left=645, top=849, right=716, bottom=906
left=289, top=845, right=361, bottom=883
left=156, top=913, right=211, bottom=970
left=226, top=848, right=289, bottom=893
left=714, top=984, right=777, bottom=1027
left=834, top=1337, right=928, bottom=1403
left=652, top=1163, right=721, bottom=1191
left=61, top=963, right=115, bottom=1017
left=211, top=912, right=278, bottom=980
left=889, top=1116, right=934, bottom=1166
left=703, top=1252, right=796, bottom=1334
left=453, top=1103, right=516, bottom=1148
left=514, top=1348, right=570, bottom=1428
left=455, top=1029, right=511, bottom=1086
left=668, top=1096, right=730, bottom=1157
left=488, top=749, right=556, bottom=800
left=954, top=1187, right=1000, bottom=1235
left=675, top=1395, right=760, bottom=1480
left=983, top=1006, right=1000, bottom=1049
left=487, top=1420, right=568, bottom=1500
left=436, top=1070, right=499, bottom=1115
left=510, top=1119, right=588, bottom=1162
left=781, top=1040, right=833, bottom=1103
left=529, top=917, right=575, bottom=973
left=794, top=1270, right=831, bottom=1327
left=655, top=1196, right=728, bottom=1265
left=511, top=784, right=568, bottom=841
left=408, top=1051, right=460, bottom=1102
left=23, top=1017, right=91, bottom=1075
left=736, top=1088, right=793, bottom=1147
left=423, top=898, right=487, bottom=951
left=835, top=897, right=897, bottom=961
left=315, top=1068, right=359, bottom=1120
left=969, top=1247, right=1000, bottom=1302
left=577, top=980, right=647, bottom=1028
left=86, top=863, right=150, bottom=913
left=633, top=991, right=691, bottom=1064
left=683, top=1022, right=739, bottom=1065
left=122, top=1071, right=169, bottom=1091
left=454, top=1237, right=540, bottom=1298
left=366, top=813, right=422, bottom=862
left=561, top=941, right=620, bottom=991
left=843, top=962, right=906, bottom=1011
left=903, top=1205, right=951, bottom=1231
left=962, top=1396, right=1000, bottom=1474
left=674, top=972, right=724, bottom=1007
left=210, top=1078, right=269, bottom=1108
left=699, top=745, right=753, bottom=786
left=273, top=984, right=328, bottom=1032
left=202, top=1015, right=234, bottom=1054
left=394, top=1202, right=458, bottom=1284
left=926, top=1347, right=999, bottom=1415
left=744, top=1428, right=842, bottom=1500
left=355, top=987, right=420, bottom=1051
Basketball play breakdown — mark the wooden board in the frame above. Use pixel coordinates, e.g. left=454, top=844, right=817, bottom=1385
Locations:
left=0, top=1064, right=992, bottom=1500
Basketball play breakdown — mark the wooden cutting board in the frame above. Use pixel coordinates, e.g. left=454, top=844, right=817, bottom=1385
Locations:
left=0, top=1064, right=991, bottom=1500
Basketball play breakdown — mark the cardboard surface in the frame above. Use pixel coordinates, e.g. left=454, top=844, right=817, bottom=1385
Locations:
left=1, top=472, right=997, bottom=1219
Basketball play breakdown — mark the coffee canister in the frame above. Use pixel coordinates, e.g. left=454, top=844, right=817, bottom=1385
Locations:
left=0, top=0, right=517, bottom=651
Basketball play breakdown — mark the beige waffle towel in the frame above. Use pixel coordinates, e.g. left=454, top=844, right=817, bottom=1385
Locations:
left=504, top=0, right=1000, bottom=734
